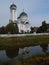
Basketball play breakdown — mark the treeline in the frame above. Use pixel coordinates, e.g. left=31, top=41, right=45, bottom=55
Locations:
left=31, top=20, right=49, bottom=33
left=0, top=23, right=19, bottom=34
left=37, top=21, right=48, bottom=33
left=0, top=20, right=49, bottom=34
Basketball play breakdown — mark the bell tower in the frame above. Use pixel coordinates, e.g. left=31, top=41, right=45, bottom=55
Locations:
left=9, top=3, right=17, bottom=23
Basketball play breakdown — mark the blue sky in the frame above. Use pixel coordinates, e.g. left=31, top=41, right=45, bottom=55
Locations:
left=0, top=0, right=49, bottom=27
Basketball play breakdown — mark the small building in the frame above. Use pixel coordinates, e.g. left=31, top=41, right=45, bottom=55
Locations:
left=31, top=27, right=38, bottom=33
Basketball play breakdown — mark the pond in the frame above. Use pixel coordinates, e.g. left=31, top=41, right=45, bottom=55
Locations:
left=0, top=44, right=49, bottom=62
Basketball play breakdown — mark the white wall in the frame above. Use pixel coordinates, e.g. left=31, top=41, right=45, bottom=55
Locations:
left=10, top=10, right=16, bottom=22
left=17, top=16, right=31, bottom=33
left=0, top=33, right=49, bottom=37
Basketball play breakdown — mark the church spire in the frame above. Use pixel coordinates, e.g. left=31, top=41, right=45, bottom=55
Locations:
left=12, top=0, right=15, bottom=4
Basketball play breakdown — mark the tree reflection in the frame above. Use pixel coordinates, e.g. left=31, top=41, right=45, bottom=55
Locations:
left=40, top=44, right=48, bottom=52
left=6, top=48, right=19, bottom=58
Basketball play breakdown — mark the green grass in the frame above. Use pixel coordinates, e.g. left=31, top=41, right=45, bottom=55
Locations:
left=0, top=53, right=49, bottom=65
left=0, top=35, right=49, bottom=49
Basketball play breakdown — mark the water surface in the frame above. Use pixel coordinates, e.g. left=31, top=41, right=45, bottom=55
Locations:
left=0, top=44, right=49, bottom=62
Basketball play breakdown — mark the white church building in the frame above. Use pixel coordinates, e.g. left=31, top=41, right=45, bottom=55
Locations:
left=9, top=3, right=31, bottom=33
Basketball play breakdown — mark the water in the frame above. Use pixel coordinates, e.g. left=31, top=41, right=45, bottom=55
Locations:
left=0, top=44, right=49, bottom=62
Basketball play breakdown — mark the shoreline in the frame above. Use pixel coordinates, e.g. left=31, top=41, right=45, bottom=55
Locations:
left=0, top=54, right=49, bottom=65
left=0, top=35, right=49, bottom=49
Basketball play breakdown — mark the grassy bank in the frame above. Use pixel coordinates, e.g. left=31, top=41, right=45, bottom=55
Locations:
left=11, top=54, right=49, bottom=65
left=0, top=35, right=49, bottom=49
left=0, top=53, right=49, bottom=65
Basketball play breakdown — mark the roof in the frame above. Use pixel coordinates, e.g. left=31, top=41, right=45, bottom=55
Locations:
left=20, top=12, right=28, bottom=17
left=17, top=16, right=20, bottom=19
left=10, top=4, right=17, bottom=10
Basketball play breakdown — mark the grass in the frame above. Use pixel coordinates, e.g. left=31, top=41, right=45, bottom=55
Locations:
left=0, top=53, right=49, bottom=65
left=0, top=35, right=49, bottom=49
left=0, top=35, right=49, bottom=64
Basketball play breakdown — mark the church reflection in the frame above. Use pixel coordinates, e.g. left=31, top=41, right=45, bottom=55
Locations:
left=40, top=44, right=48, bottom=52
left=0, top=44, right=49, bottom=62
left=6, top=48, right=19, bottom=58
left=4, top=44, right=48, bottom=59
left=5, top=44, right=48, bottom=59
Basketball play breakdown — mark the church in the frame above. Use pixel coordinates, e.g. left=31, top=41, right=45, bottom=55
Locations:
left=9, top=3, right=31, bottom=33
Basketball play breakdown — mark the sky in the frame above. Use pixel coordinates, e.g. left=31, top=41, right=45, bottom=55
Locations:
left=0, top=0, right=49, bottom=27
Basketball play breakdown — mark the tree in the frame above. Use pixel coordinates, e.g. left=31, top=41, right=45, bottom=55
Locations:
left=37, top=26, right=42, bottom=33
left=0, top=26, right=6, bottom=34
left=42, top=21, right=47, bottom=32
left=6, top=23, right=19, bottom=34
left=15, top=23, right=19, bottom=34
left=37, top=20, right=47, bottom=33
left=30, top=27, right=34, bottom=33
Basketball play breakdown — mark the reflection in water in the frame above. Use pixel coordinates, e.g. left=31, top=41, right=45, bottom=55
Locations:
left=40, top=44, right=48, bottom=52
left=19, top=47, right=30, bottom=55
left=6, top=48, right=19, bottom=58
left=0, top=44, right=49, bottom=62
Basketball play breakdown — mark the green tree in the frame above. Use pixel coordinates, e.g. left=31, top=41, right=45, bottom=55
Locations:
left=30, top=27, right=33, bottom=33
left=37, top=20, right=47, bottom=33
left=0, top=26, right=6, bottom=34
left=6, top=23, right=19, bottom=34
left=15, top=23, right=19, bottom=34
left=42, top=21, right=47, bottom=32
left=37, top=26, right=42, bottom=33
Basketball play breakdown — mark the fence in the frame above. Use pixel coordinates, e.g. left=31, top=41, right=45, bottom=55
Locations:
left=0, top=33, right=49, bottom=37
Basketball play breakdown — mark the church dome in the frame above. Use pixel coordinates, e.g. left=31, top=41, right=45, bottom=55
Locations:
left=10, top=4, right=17, bottom=10
left=20, top=12, right=28, bottom=17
